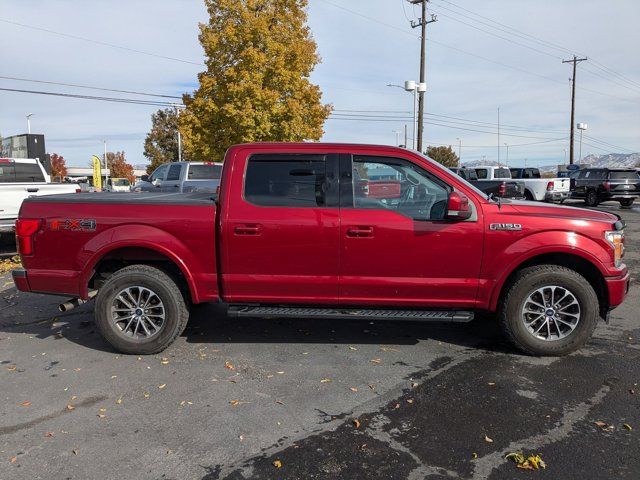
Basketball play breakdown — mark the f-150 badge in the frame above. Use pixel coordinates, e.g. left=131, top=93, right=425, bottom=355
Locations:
left=490, top=223, right=522, bottom=231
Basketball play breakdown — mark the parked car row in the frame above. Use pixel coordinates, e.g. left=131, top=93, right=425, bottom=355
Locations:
left=449, top=164, right=639, bottom=208
left=134, top=161, right=222, bottom=193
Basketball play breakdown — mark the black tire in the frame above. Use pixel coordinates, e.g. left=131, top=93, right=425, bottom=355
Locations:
left=620, top=198, right=634, bottom=208
left=524, top=190, right=534, bottom=201
left=499, top=265, right=599, bottom=356
left=584, top=189, right=599, bottom=207
left=94, top=264, right=189, bottom=354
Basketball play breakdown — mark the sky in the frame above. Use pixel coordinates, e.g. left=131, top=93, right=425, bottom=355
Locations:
left=0, top=0, right=639, bottom=167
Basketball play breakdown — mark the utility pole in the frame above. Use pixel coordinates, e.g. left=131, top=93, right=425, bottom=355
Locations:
left=409, top=0, right=436, bottom=153
left=562, top=56, right=587, bottom=164
left=504, top=143, right=509, bottom=167
left=404, top=124, right=408, bottom=148
left=174, top=104, right=183, bottom=162
left=456, top=137, right=462, bottom=164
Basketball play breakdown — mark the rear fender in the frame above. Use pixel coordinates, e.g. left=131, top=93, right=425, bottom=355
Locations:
left=78, top=224, right=200, bottom=302
left=483, top=231, right=612, bottom=311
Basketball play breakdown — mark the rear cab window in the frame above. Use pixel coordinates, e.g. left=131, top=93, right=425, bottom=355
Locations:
left=0, top=160, right=46, bottom=183
left=475, top=169, right=488, bottom=179
left=493, top=168, right=511, bottom=179
left=244, top=154, right=327, bottom=207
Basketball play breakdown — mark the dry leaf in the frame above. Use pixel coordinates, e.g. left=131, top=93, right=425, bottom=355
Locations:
left=594, top=421, right=607, bottom=428
left=158, top=384, right=166, bottom=389
left=111, top=375, right=117, bottom=379
left=370, top=358, right=382, bottom=364
left=230, top=400, right=240, bottom=406
left=10, top=456, right=17, bottom=463
left=66, top=404, right=75, bottom=411
left=70, top=395, right=77, bottom=401
left=368, top=384, right=376, bottom=390
left=273, top=459, right=282, bottom=468
left=623, top=423, right=633, bottom=431
left=320, top=378, right=332, bottom=383
left=471, top=452, right=478, bottom=459
left=487, top=382, right=496, bottom=386
left=484, top=435, right=493, bottom=443
left=6, top=365, right=16, bottom=371
left=72, top=449, right=78, bottom=455
left=225, top=361, right=234, bottom=370
left=407, top=399, right=414, bottom=404
left=506, top=452, right=546, bottom=470
left=276, top=371, right=285, bottom=374
left=411, top=382, right=418, bottom=388
left=379, top=346, right=398, bottom=352
left=348, top=346, right=358, bottom=350
left=350, top=387, right=358, bottom=392
left=353, top=419, right=361, bottom=428
left=116, top=396, right=123, bottom=405
left=44, top=431, right=54, bottom=437
left=143, top=392, right=150, bottom=398
left=20, top=401, right=31, bottom=407
left=160, top=358, right=169, bottom=365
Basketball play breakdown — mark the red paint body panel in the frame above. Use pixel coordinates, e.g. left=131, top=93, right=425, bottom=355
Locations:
left=14, top=142, right=629, bottom=315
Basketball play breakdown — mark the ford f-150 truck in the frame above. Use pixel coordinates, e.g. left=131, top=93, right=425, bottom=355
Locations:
left=12, top=143, right=629, bottom=356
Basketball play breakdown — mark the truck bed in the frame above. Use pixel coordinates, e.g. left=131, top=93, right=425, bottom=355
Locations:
left=24, top=191, right=217, bottom=206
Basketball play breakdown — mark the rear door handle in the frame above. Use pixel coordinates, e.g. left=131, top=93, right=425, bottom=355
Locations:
left=234, top=224, right=262, bottom=236
left=26, top=187, right=39, bottom=193
left=346, top=226, right=374, bottom=238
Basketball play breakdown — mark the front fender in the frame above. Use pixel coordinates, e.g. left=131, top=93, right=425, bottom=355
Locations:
left=77, top=224, right=200, bottom=302
left=481, top=230, right=613, bottom=311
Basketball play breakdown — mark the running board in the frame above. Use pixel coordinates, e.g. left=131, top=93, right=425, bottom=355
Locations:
left=227, top=305, right=474, bottom=323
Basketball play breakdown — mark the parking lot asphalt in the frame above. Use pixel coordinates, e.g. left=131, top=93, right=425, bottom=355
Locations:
left=1, top=200, right=639, bottom=480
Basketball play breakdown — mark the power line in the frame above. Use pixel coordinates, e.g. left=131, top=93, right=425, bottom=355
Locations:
left=582, top=134, right=636, bottom=154
left=0, top=75, right=183, bottom=99
left=0, top=18, right=204, bottom=67
left=0, top=87, right=183, bottom=107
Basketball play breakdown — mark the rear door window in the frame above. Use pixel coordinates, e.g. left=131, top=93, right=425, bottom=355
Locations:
left=0, top=162, right=16, bottom=183
left=14, top=162, right=45, bottom=182
left=245, top=154, right=327, bottom=207
left=475, top=168, right=488, bottom=179
left=188, top=164, right=222, bottom=180
left=609, top=171, right=640, bottom=180
left=494, top=168, right=511, bottom=179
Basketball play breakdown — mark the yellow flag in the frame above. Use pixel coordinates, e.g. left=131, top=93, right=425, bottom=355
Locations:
left=92, top=155, right=102, bottom=190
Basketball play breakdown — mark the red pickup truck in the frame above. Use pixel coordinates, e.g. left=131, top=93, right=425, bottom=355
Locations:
left=12, top=143, right=629, bottom=356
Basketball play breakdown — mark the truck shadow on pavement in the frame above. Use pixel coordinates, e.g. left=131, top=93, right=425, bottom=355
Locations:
left=0, top=287, right=515, bottom=355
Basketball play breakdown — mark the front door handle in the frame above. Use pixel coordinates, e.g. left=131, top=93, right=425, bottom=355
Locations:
left=346, top=226, right=374, bottom=238
left=26, top=187, right=39, bottom=193
left=234, top=224, right=262, bottom=236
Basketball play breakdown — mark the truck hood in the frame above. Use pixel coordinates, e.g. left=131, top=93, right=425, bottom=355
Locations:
left=506, top=199, right=619, bottom=225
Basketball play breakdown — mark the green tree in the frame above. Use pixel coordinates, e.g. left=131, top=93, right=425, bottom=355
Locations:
left=426, top=145, right=459, bottom=168
left=144, top=108, right=180, bottom=174
left=180, top=0, right=332, bottom=161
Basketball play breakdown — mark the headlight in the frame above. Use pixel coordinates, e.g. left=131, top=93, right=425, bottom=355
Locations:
left=604, top=230, right=625, bottom=267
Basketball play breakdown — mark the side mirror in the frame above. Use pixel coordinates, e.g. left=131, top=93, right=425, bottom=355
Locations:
left=141, top=174, right=149, bottom=182
left=446, top=192, right=472, bottom=220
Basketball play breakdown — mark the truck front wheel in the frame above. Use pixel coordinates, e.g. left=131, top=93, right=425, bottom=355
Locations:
left=499, top=265, right=599, bottom=356
left=94, top=264, right=189, bottom=354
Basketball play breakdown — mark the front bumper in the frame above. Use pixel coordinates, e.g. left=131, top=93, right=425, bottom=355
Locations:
left=606, top=271, right=630, bottom=308
left=545, top=191, right=570, bottom=202
left=12, top=268, right=31, bottom=292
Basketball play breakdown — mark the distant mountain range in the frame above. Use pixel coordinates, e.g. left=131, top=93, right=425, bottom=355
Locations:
left=462, top=152, right=640, bottom=173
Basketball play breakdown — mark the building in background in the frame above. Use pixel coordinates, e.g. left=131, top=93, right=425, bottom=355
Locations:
left=1, top=134, right=51, bottom=173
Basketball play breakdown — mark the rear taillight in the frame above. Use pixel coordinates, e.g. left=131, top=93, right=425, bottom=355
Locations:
left=603, top=181, right=611, bottom=191
left=15, top=219, right=42, bottom=256
left=546, top=181, right=554, bottom=191
left=498, top=182, right=506, bottom=197
left=75, top=188, right=81, bottom=193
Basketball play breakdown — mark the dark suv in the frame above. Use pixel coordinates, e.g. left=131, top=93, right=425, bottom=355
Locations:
left=572, top=168, right=640, bottom=207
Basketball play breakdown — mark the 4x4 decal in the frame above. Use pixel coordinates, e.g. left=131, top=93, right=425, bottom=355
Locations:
left=50, top=219, right=97, bottom=231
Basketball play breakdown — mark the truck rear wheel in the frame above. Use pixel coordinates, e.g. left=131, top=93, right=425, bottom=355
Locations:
left=94, top=264, right=189, bottom=354
left=620, top=198, right=634, bottom=208
left=499, top=265, right=599, bottom=356
left=584, top=189, right=599, bottom=207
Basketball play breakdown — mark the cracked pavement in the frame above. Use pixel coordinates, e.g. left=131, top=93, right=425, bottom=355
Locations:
left=1, top=201, right=639, bottom=479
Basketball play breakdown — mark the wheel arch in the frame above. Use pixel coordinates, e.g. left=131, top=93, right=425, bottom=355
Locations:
left=491, top=252, right=608, bottom=318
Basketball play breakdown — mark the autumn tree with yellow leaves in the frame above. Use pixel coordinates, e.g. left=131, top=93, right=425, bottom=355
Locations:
left=179, top=0, right=332, bottom=161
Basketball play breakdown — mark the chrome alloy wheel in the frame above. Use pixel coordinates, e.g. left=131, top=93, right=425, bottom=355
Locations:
left=111, top=286, right=165, bottom=339
left=521, top=285, right=581, bottom=341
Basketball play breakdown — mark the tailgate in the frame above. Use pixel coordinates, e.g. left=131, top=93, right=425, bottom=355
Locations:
left=550, top=178, right=570, bottom=193
left=505, top=181, right=525, bottom=198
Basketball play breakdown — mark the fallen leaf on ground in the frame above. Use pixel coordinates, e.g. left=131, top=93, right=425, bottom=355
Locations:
left=411, top=382, right=418, bottom=388
left=20, top=401, right=31, bottom=407
left=6, top=365, right=16, bottom=371
left=44, top=431, right=54, bottom=437
left=487, top=382, right=496, bottom=386
left=9, top=456, right=18, bottom=463
left=66, top=404, right=75, bottom=411
left=379, top=347, right=398, bottom=352
left=225, top=361, right=234, bottom=370
left=158, top=384, right=166, bottom=389
left=70, top=395, right=77, bottom=400
left=353, top=419, right=361, bottom=428
left=369, top=384, right=376, bottom=390
left=505, top=452, right=546, bottom=470
left=471, top=452, right=478, bottom=459
left=273, top=459, right=282, bottom=468
left=370, top=358, right=382, bottom=364
left=160, top=358, right=169, bottom=365
left=320, top=378, right=332, bottom=383
left=143, top=392, right=150, bottom=398
left=350, top=387, right=358, bottom=392
left=484, top=435, right=493, bottom=443
left=623, top=423, right=633, bottom=431
left=407, top=399, right=414, bottom=404
left=230, top=400, right=240, bottom=406
left=110, top=375, right=117, bottom=379
left=594, top=421, right=607, bottom=428
left=276, top=371, right=285, bottom=374
left=348, top=346, right=358, bottom=350
left=72, top=449, right=78, bottom=455
left=116, top=396, right=123, bottom=405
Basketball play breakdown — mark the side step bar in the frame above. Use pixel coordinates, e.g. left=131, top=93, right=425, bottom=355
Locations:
left=227, top=305, right=474, bottom=323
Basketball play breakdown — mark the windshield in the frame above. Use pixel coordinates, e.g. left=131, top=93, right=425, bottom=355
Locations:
left=114, top=179, right=130, bottom=186
left=415, top=152, right=490, bottom=200
left=188, top=164, right=222, bottom=180
left=609, top=170, right=640, bottom=180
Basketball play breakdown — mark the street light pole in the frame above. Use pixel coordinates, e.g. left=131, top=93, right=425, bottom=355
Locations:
left=103, top=140, right=109, bottom=186
left=504, top=143, right=509, bottom=167
left=456, top=137, right=462, bottom=166
left=26, top=113, right=34, bottom=134
left=577, top=123, right=588, bottom=164
left=174, top=104, right=182, bottom=162
left=387, top=82, right=420, bottom=149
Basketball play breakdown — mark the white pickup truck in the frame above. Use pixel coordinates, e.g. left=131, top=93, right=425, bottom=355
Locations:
left=0, top=157, right=79, bottom=232
left=508, top=167, right=571, bottom=202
